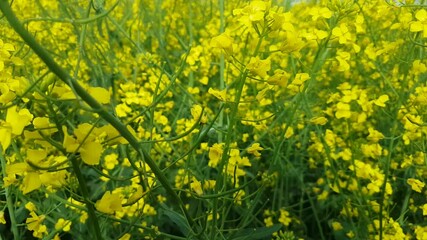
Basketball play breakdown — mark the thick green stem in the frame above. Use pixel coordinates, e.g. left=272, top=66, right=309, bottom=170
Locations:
left=69, top=155, right=103, bottom=240
left=0, top=0, right=194, bottom=230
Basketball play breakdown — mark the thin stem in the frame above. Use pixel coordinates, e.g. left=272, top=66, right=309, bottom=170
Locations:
left=218, top=0, right=225, bottom=143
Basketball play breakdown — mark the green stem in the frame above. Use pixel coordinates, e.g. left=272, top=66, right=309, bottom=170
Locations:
left=0, top=0, right=194, bottom=230
left=211, top=21, right=267, bottom=239
left=69, top=155, right=103, bottom=240
left=378, top=128, right=396, bottom=240
left=0, top=148, right=19, bottom=240
left=218, top=0, right=225, bottom=143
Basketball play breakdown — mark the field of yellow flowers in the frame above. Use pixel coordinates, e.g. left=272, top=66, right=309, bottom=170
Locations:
left=0, top=0, right=426, bottom=239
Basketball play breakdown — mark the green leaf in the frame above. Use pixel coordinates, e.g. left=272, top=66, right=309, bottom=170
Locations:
left=162, top=208, right=191, bottom=237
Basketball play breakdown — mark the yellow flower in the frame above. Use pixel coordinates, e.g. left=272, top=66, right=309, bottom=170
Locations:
left=332, top=23, right=351, bottom=44
left=264, top=216, right=273, bottom=227
left=361, top=143, right=382, bottom=159
left=79, top=141, right=103, bottom=165
left=104, top=153, right=119, bottom=170
left=336, top=51, right=351, bottom=72
left=0, top=39, right=15, bottom=60
left=191, top=104, right=207, bottom=124
left=292, top=72, right=310, bottom=85
left=410, top=9, right=427, bottom=38
left=335, top=102, right=351, bottom=119
left=0, top=211, right=6, bottom=224
left=310, top=116, right=328, bottom=125
left=211, top=33, right=233, bottom=54
left=6, top=106, right=33, bottom=135
left=33, top=117, right=57, bottom=135
left=25, top=202, right=37, bottom=212
left=309, top=7, right=332, bottom=21
left=55, top=218, right=71, bottom=232
left=26, top=211, right=47, bottom=238
left=233, top=190, right=245, bottom=205
left=346, top=231, right=355, bottom=238
left=62, top=124, right=104, bottom=165
left=118, top=234, right=132, bottom=240
left=87, top=87, right=110, bottom=104
left=332, top=221, right=343, bottom=231
left=21, top=172, right=42, bottom=194
left=422, top=204, right=427, bottom=216
left=278, top=209, right=291, bottom=226
left=267, top=69, right=290, bottom=86
left=367, top=127, right=385, bottom=142
left=407, top=178, right=425, bottom=193
left=6, top=162, right=42, bottom=194
left=190, top=180, right=203, bottom=195
left=207, top=212, right=220, bottom=221
left=373, top=95, right=389, bottom=107
left=247, top=143, right=263, bottom=157
left=203, top=180, right=216, bottom=189
left=208, top=143, right=224, bottom=167
left=0, top=123, right=12, bottom=152
left=0, top=106, right=33, bottom=152
left=208, top=88, right=227, bottom=102
left=95, top=191, right=122, bottom=214
left=233, top=1, right=268, bottom=27
left=115, top=103, right=132, bottom=117
left=247, top=56, right=271, bottom=79
left=126, top=185, right=143, bottom=204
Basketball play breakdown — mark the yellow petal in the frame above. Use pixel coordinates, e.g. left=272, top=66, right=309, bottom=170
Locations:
left=410, top=22, right=423, bottom=32
left=62, top=126, right=79, bottom=153
left=80, top=141, right=103, bottom=165
left=127, top=186, right=143, bottom=204
left=190, top=180, right=203, bottom=195
left=374, top=95, right=389, bottom=107
left=0, top=127, right=12, bottom=152
left=415, top=9, right=427, bottom=21
left=208, top=88, right=227, bottom=102
left=33, top=117, right=51, bottom=129
left=211, top=33, right=234, bottom=54
left=88, top=87, right=110, bottom=104
left=6, top=162, right=28, bottom=175
left=95, top=191, right=122, bottom=214
left=6, top=106, right=33, bottom=135
left=74, top=123, right=97, bottom=142
left=27, top=149, right=47, bottom=164
left=22, top=172, right=42, bottom=194
left=310, top=116, right=328, bottom=125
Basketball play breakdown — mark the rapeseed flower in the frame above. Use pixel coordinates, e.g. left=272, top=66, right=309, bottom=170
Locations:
left=407, top=178, right=425, bottom=193
left=55, top=218, right=71, bottom=232
left=332, top=23, right=352, bottom=44
left=208, top=143, right=224, bottom=167
left=211, top=33, right=234, bottom=54
left=95, top=191, right=123, bottom=214
left=247, top=56, right=271, bottom=79
left=0, top=106, right=33, bottom=151
left=26, top=211, right=47, bottom=238
left=410, top=9, right=427, bottom=38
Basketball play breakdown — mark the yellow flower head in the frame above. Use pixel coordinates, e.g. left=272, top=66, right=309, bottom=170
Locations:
left=407, top=178, right=425, bottom=193
left=95, top=191, right=123, bottom=214
left=247, top=56, right=271, bottom=79
left=211, top=33, right=234, bottom=54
